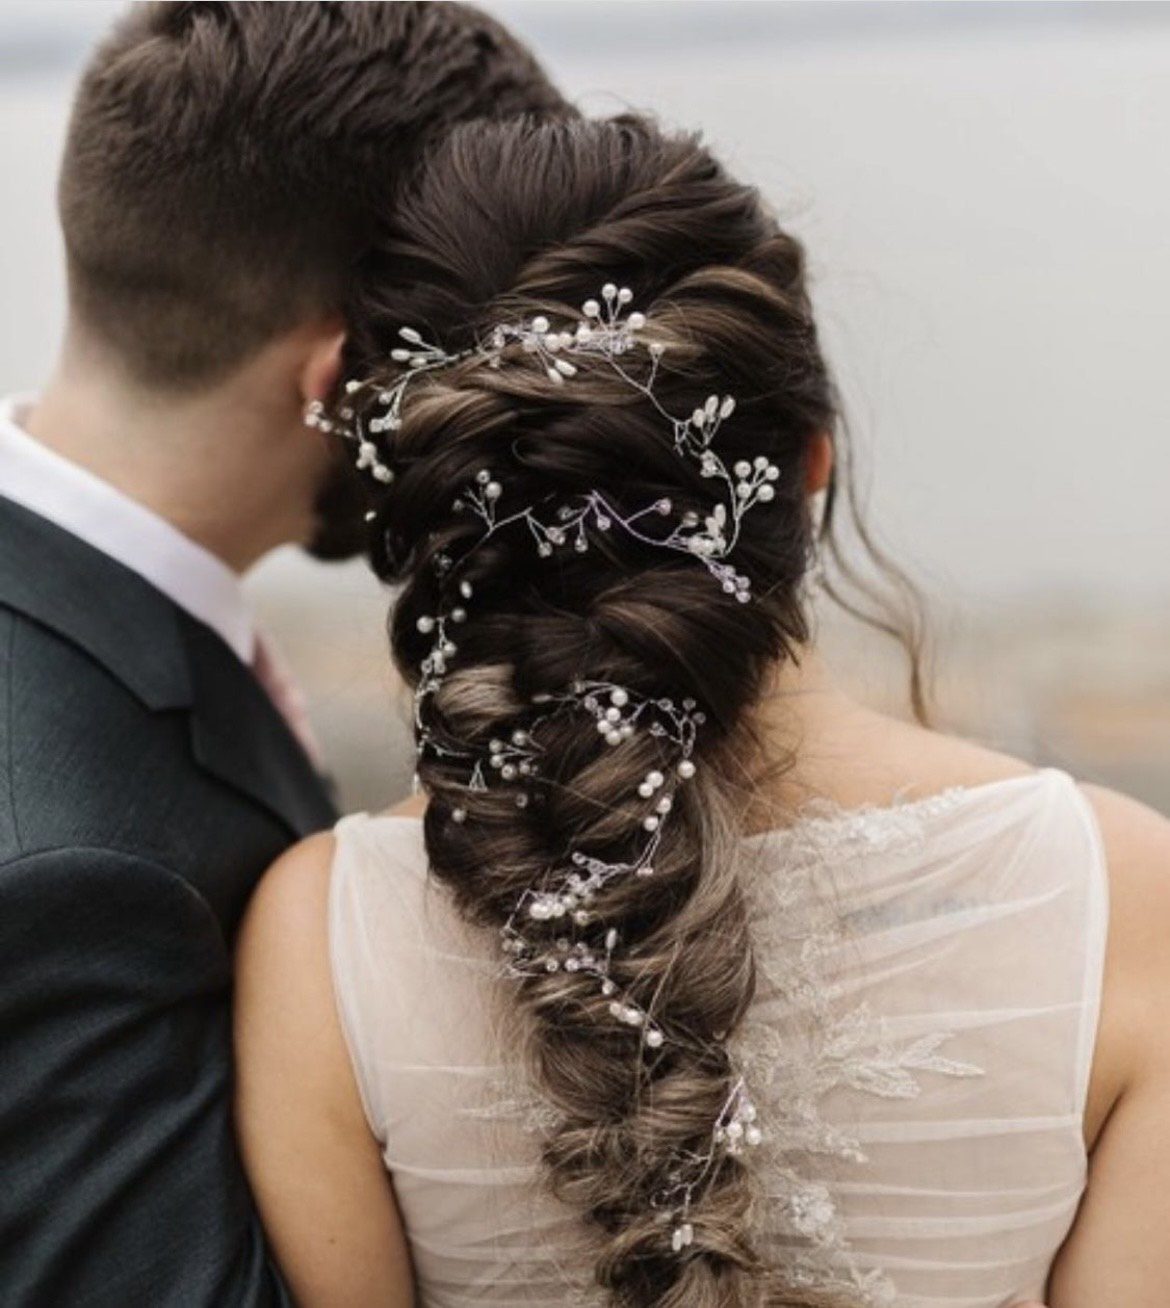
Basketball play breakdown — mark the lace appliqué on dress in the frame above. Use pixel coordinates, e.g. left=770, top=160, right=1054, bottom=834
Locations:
left=736, top=790, right=983, bottom=1307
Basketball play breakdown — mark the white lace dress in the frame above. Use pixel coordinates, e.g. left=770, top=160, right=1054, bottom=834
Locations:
left=328, top=768, right=1107, bottom=1307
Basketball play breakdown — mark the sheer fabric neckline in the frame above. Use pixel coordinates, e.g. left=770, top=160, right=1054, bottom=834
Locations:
left=367, top=765, right=1052, bottom=844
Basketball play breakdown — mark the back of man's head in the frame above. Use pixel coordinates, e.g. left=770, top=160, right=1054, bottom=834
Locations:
left=59, top=2, right=566, bottom=390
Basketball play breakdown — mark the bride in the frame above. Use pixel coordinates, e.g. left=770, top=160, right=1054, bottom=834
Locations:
left=233, top=114, right=1170, bottom=1307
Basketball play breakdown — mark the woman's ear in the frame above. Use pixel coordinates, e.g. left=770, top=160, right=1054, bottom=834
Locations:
left=805, top=431, right=834, bottom=496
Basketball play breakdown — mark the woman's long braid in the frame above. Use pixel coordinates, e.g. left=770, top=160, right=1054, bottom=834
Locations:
left=334, top=117, right=848, bottom=1306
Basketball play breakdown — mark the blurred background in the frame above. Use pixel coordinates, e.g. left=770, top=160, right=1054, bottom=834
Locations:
left=2, top=1, right=1168, bottom=814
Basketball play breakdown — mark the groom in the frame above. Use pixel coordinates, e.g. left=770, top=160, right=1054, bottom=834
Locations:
left=0, top=4, right=562, bottom=1304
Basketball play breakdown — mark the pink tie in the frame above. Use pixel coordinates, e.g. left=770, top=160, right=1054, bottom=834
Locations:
left=251, top=631, right=324, bottom=769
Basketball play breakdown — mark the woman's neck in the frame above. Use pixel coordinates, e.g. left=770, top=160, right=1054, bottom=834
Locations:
left=748, top=650, right=925, bottom=824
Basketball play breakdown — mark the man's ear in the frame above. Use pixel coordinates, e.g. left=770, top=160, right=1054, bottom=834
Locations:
left=805, top=431, right=833, bottom=496
left=299, top=324, right=347, bottom=409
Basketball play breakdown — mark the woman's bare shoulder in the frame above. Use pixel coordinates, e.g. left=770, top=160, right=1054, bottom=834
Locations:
left=1083, top=782, right=1170, bottom=1030
left=787, top=708, right=1038, bottom=810
left=1047, top=784, right=1170, bottom=1305
left=1079, top=783, right=1170, bottom=1129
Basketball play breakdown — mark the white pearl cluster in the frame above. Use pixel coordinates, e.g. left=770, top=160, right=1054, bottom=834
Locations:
left=657, top=1077, right=765, bottom=1258
left=304, top=392, right=395, bottom=485
left=715, top=1087, right=764, bottom=1155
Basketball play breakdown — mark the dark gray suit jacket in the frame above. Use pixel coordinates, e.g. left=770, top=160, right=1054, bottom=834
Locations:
left=0, top=495, right=338, bottom=1306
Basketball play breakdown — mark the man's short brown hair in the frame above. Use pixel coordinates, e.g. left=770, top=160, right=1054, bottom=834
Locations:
left=59, top=2, right=565, bottom=388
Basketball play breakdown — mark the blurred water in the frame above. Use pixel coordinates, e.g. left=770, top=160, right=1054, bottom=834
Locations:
left=1, top=3, right=1168, bottom=810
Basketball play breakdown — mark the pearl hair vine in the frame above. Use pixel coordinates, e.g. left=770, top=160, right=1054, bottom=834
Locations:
left=652, top=1076, right=764, bottom=1253
left=409, top=608, right=766, bottom=1251
left=496, top=682, right=707, bottom=1054
left=306, top=281, right=782, bottom=602
left=368, top=281, right=773, bottom=1261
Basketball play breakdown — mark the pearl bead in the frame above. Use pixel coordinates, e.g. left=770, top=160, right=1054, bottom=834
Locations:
left=643, top=816, right=660, bottom=832
left=647, top=770, right=664, bottom=789
left=758, top=484, right=775, bottom=502
left=416, top=616, right=435, bottom=633
left=678, top=760, right=697, bottom=779
left=531, top=315, right=550, bottom=334
left=645, top=1028, right=664, bottom=1048
left=452, top=808, right=467, bottom=824
left=638, top=783, right=654, bottom=799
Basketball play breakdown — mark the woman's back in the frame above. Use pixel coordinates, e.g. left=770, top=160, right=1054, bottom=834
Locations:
left=329, top=766, right=1106, bottom=1307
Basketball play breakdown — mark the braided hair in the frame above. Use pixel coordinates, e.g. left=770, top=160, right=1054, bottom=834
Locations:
left=336, top=115, right=855, bottom=1307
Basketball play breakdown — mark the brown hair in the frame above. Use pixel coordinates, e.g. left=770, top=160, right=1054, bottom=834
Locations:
left=342, top=115, right=909, bottom=1306
left=58, top=1, right=566, bottom=388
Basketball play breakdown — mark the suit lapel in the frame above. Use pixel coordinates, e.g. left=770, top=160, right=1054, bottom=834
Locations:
left=0, top=495, right=191, bottom=710
left=0, top=495, right=337, bottom=839
left=180, top=614, right=337, bottom=838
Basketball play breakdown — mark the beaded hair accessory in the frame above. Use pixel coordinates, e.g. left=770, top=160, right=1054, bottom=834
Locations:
left=305, top=282, right=781, bottom=602
left=312, top=283, right=770, bottom=1254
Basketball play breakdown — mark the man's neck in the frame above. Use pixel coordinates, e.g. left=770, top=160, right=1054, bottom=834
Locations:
left=25, top=349, right=306, bottom=573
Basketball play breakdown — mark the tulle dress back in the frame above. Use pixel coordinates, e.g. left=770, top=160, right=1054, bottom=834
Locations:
left=328, top=768, right=1106, bottom=1307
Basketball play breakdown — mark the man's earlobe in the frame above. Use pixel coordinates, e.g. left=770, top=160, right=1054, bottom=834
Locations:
left=805, top=431, right=833, bottom=496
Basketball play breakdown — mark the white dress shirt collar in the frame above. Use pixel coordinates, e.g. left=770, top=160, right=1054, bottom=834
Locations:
left=0, top=395, right=255, bottom=663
